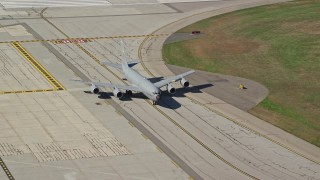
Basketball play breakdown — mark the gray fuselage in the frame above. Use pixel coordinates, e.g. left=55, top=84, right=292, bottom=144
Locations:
left=123, top=65, right=160, bottom=101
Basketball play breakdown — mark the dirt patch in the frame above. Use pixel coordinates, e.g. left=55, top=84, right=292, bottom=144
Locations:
left=209, top=14, right=243, bottom=28
left=281, top=21, right=320, bottom=35
left=211, top=32, right=260, bottom=54
left=265, top=0, right=309, bottom=9
left=181, top=14, right=261, bottom=57
left=185, top=32, right=260, bottom=57
left=249, top=106, right=282, bottom=124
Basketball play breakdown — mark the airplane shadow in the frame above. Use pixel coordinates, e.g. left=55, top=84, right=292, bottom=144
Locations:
left=157, top=83, right=213, bottom=109
left=90, top=91, right=147, bottom=102
left=85, top=91, right=113, bottom=100
left=148, top=77, right=164, bottom=83
left=85, top=83, right=213, bottom=110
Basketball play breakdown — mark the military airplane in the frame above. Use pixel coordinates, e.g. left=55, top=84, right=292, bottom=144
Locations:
left=74, top=41, right=194, bottom=105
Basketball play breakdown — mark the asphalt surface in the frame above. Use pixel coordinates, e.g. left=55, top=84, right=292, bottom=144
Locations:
left=167, top=64, right=268, bottom=111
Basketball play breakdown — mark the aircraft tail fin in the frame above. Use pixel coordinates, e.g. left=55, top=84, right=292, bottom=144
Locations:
left=120, top=39, right=129, bottom=70
left=101, top=40, right=140, bottom=72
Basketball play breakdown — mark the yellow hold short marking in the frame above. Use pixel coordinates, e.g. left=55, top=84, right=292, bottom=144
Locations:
left=12, top=42, right=65, bottom=91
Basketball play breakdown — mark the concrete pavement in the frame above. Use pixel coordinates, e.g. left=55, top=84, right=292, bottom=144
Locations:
left=0, top=0, right=319, bottom=179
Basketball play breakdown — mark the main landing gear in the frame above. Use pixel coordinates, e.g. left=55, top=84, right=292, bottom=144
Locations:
left=126, top=90, right=133, bottom=96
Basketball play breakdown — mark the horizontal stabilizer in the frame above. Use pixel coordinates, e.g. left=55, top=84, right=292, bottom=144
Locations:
left=127, top=60, right=139, bottom=67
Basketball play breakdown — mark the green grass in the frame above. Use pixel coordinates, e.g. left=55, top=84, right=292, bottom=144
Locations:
left=260, top=98, right=310, bottom=127
left=163, top=0, right=320, bottom=147
left=163, top=41, right=219, bottom=72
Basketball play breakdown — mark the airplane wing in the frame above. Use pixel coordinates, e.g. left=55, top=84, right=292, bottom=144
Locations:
left=153, top=70, right=195, bottom=88
left=73, top=80, right=141, bottom=92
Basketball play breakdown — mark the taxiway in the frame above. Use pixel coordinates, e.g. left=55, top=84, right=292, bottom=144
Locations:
left=0, top=0, right=319, bottom=180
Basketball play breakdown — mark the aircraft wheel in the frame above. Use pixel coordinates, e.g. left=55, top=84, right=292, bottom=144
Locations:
left=126, top=90, right=133, bottom=96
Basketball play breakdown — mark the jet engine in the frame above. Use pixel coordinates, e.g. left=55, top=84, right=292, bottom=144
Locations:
left=113, top=87, right=123, bottom=98
left=90, top=84, right=100, bottom=94
left=167, top=84, right=176, bottom=94
left=180, top=78, right=190, bottom=87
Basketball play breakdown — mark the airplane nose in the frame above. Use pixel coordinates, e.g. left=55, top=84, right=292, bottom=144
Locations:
left=156, top=95, right=160, bottom=100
